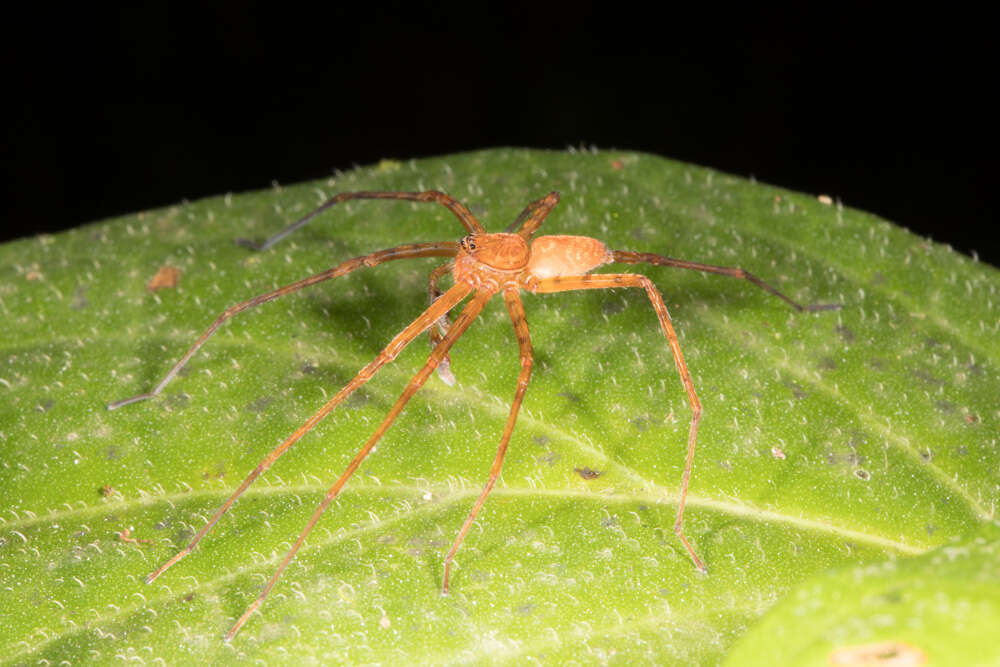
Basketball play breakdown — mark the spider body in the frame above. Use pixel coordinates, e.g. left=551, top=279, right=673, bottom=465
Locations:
left=108, top=188, right=838, bottom=640
left=455, top=232, right=613, bottom=290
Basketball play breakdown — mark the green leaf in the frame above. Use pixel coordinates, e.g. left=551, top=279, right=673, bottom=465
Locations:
left=723, top=521, right=1000, bottom=666
left=2, top=148, right=997, bottom=665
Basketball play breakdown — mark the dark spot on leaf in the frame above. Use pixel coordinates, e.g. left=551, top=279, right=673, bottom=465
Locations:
left=920, top=450, right=933, bottom=462
left=202, top=461, right=227, bottom=480
left=163, top=393, right=190, bottom=410
left=911, top=368, right=944, bottom=386
left=173, top=527, right=195, bottom=544
left=601, top=516, right=618, bottom=528
left=301, top=361, right=319, bottom=375
left=879, top=589, right=903, bottom=604
left=538, top=451, right=561, bottom=467
left=35, top=399, right=54, bottom=413
left=817, top=357, right=837, bottom=371
left=558, top=391, right=581, bottom=403
left=574, top=467, right=602, bottom=480
left=244, top=396, right=275, bottom=413
left=783, top=381, right=807, bottom=400
left=935, top=400, right=955, bottom=414
left=105, top=446, right=121, bottom=461
left=834, top=325, right=855, bottom=342
left=601, top=300, right=625, bottom=315
left=630, top=416, right=648, bottom=431
left=345, top=391, right=370, bottom=409
left=854, top=469, right=870, bottom=481
left=183, top=592, right=196, bottom=602
left=533, top=435, right=550, bottom=447
left=965, top=414, right=979, bottom=424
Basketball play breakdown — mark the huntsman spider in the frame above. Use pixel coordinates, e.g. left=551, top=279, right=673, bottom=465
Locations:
left=109, top=189, right=838, bottom=639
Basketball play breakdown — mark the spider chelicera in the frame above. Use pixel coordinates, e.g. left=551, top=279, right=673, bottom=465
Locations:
left=109, top=189, right=838, bottom=639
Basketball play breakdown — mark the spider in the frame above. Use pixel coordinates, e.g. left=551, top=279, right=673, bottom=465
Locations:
left=109, top=189, right=838, bottom=640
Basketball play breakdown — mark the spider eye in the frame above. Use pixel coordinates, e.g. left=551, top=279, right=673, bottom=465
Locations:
left=462, top=235, right=477, bottom=251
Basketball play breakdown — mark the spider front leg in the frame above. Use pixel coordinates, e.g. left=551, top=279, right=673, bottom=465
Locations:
left=108, top=242, right=459, bottom=410
left=243, top=190, right=486, bottom=251
left=442, top=288, right=533, bottom=593
left=504, top=191, right=560, bottom=237
left=531, top=273, right=707, bottom=573
left=225, top=287, right=491, bottom=640
left=143, top=282, right=473, bottom=588
left=427, top=260, right=457, bottom=385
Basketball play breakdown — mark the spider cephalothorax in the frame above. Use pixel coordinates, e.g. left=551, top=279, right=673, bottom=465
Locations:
left=109, top=188, right=838, bottom=640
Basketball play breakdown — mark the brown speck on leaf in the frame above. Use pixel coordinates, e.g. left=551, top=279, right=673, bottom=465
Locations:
left=26, top=270, right=42, bottom=281
left=147, top=265, right=181, bottom=291
left=610, top=159, right=624, bottom=170
left=828, top=640, right=926, bottom=666
left=118, top=527, right=154, bottom=545
left=574, top=467, right=602, bottom=480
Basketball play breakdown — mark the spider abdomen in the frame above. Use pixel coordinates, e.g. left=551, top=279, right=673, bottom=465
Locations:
left=527, top=235, right=614, bottom=279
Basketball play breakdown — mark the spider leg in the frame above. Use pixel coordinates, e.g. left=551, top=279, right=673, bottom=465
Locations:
left=510, top=191, right=560, bottom=240
left=427, top=261, right=456, bottom=385
left=442, top=288, right=533, bottom=593
left=531, top=274, right=707, bottom=573
left=107, top=242, right=458, bottom=410
left=145, top=282, right=474, bottom=589
left=225, top=288, right=492, bottom=641
left=245, top=190, right=486, bottom=251
left=503, top=192, right=559, bottom=235
left=612, top=250, right=841, bottom=311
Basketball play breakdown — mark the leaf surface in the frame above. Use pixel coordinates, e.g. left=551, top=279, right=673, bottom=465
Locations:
left=2, top=149, right=997, bottom=664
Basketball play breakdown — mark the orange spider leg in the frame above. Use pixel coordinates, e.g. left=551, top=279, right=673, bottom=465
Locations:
left=530, top=273, right=707, bottom=573
left=612, top=250, right=841, bottom=311
left=225, top=288, right=491, bottom=641
left=504, top=191, right=560, bottom=235
left=441, top=287, right=533, bottom=593
left=512, top=191, right=560, bottom=240
left=107, top=242, right=459, bottom=410
left=143, top=282, right=473, bottom=587
left=427, top=260, right=457, bottom=385
left=249, top=190, right=486, bottom=251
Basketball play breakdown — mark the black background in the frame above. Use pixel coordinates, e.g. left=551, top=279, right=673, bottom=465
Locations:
left=3, top=5, right=996, bottom=265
